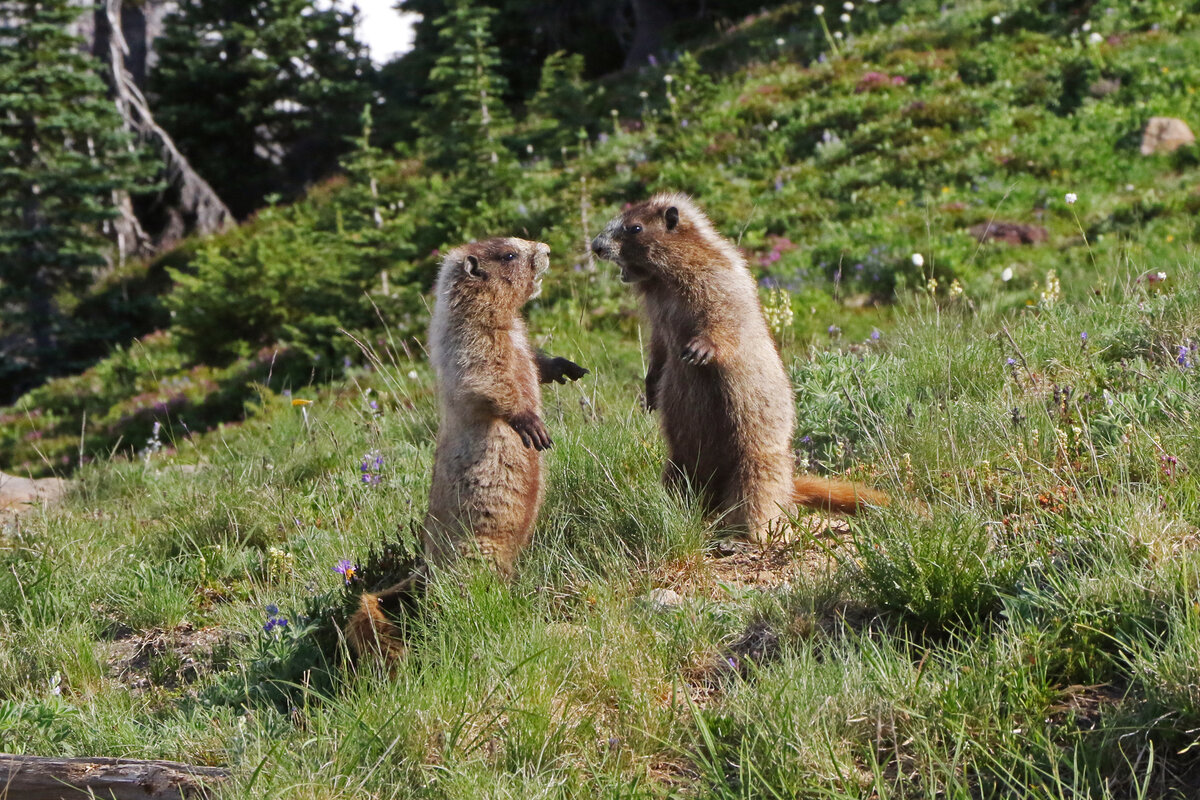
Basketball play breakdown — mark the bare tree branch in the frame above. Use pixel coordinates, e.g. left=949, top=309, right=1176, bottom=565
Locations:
left=100, top=0, right=233, bottom=250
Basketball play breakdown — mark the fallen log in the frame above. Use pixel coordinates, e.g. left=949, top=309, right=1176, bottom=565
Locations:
left=0, top=754, right=228, bottom=799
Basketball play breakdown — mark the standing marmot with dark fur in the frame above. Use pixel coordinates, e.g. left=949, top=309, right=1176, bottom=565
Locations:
left=591, top=193, right=886, bottom=541
left=347, top=237, right=586, bottom=660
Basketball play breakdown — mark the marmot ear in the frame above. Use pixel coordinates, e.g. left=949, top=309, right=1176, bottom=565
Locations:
left=665, top=206, right=679, bottom=231
left=463, top=254, right=487, bottom=279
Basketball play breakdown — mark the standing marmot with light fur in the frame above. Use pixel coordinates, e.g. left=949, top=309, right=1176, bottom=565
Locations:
left=591, top=193, right=886, bottom=541
left=347, top=237, right=586, bottom=660
left=423, top=236, right=587, bottom=573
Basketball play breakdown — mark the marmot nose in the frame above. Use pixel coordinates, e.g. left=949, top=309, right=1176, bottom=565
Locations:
left=590, top=238, right=603, bottom=255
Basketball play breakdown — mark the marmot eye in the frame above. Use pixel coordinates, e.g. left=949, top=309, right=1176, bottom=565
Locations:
left=625, top=224, right=643, bottom=235
left=502, top=252, right=517, bottom=261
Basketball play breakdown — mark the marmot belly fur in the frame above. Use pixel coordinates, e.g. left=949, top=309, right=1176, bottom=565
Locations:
left=591, top=193, right=886, bottom=541
left=347, top=237, right=586, bottom=661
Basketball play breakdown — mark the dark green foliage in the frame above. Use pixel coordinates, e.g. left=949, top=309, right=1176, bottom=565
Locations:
left=0, top=0, right=155, bottom=401
left=525, top=51, right=596, bottom=155
left=150, top=0, right=373, bottom=217
left=417, top=0, right=514, bottom=174
left=848, top=511, right=1026, bottom=633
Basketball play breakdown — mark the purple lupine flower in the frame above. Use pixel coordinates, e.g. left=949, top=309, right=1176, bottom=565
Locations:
left=334, top=559, right=357, bottom=582
left=870, top=328, right=882, bottom=341
left=360, top=450, right=384, bottom=485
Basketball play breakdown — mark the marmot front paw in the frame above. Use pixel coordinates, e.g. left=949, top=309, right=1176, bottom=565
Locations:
left=509, top=412, right=553, bottom=450
left=681, top=336, right=716, bottom=366
left=543, top=357, right=590, bottom=384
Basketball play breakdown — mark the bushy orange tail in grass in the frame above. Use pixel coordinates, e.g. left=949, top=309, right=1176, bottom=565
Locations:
left=793, top=475, right=889, bottom=514
left=344, top=569, right=424, bottom=665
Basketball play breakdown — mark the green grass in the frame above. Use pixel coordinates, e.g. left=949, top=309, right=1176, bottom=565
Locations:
left=2, top=0, right=1200, bottom=795
left=1, top=250, right=1198, bottom=797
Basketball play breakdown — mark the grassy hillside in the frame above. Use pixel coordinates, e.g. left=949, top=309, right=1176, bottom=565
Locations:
left=2, top=0, right=1200, bottom=797
left=3, top=0, right=1200, bottom=474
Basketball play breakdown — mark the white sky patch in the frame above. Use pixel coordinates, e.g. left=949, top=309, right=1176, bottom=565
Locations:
left=317, top=0, right=418, bottom=64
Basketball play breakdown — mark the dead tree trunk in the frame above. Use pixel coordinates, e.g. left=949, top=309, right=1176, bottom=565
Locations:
left=98, top=0, right=233, bottom=250
left=0, top=753, right=228, bottom=799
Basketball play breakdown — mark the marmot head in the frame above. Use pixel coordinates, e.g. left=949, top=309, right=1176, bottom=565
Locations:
left=437, top=237, right=551, bottom=316
left=591, top=193, right=732, bottom=286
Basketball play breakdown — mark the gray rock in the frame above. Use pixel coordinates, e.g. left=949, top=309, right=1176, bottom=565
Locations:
left=1141, top=117, right=1195, bottom=155
left=640, top=587, right=685, bottom=613
left=0, top=471, right=67, bottom=515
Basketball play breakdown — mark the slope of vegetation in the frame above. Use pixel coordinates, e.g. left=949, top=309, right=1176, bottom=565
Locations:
left=2, top=0, right=1200, bottom=797
left=4, top=0, right=1199, bottom=474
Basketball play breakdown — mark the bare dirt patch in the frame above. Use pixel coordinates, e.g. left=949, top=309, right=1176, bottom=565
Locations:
left=106, top=622, right=230, bottom=692
left=657, top=515, right=852, bottom=600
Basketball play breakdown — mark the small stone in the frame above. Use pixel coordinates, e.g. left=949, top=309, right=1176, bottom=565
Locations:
left=0, top=471, right=67, bottom=515
left=640, top=587, right=684, bottom=612
left=1140, top=117, right=1195, bottom=155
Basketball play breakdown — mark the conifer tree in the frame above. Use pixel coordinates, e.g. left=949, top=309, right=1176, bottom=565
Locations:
left=416, top=0, right=514, bottom=173
left=150, top=0, right=373, bottom=218
left=527, top=50, right=595, bottom=155
left=0, top=0, right=154, bottom=394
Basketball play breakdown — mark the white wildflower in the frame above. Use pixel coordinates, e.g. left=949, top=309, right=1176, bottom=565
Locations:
left=992, top=14, right=1002, bottom=24
left=1000, top=266, right=1014, bottom=282
left=776, top=37, right=785, bottom=46
left=1088, top=32, right=1103, bottom=45
left=840, top=13, right=851, bottom=22
left=814, top=4, right=824, bottom=14
left=843, top=1, right=854, bottom=9
left=1065, top=192, right=1077, bottom=204
left=911, top=253, right=925, bottom=267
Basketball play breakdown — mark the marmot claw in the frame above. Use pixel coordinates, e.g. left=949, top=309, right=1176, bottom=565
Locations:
left=509, top=411, right=553, bottom=450
left=545, top=357, right=589, bottom=384
left=681, top=336, right=716, bottom=366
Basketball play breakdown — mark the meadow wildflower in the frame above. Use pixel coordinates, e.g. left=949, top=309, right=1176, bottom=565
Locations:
left=334, top=559, right=358, bottom=582
left=1178, top=345, right=1193, bottom=369
left=1000, top=266, right=1014, bottom=281
left=1039, top=269, right=1062, bottom=308
left=1064, top=192, right=1077, bottom=204
left=360, top=449, right=384, bottom=485
left=870, top=328, right=882, bottom=341
left=1088, top=32, right=1103, bottom=45
left=912, top=253, right=925, bottom=267
left=840, top=13, right=851, bottom=22
left=814, top=4, right=824, bottom=14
